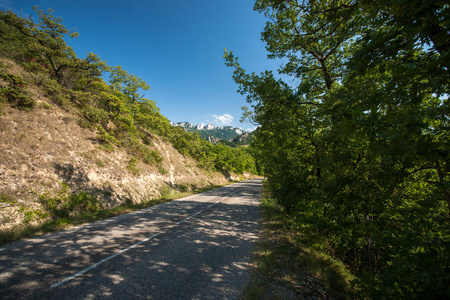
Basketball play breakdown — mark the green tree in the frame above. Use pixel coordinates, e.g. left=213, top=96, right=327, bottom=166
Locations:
left=1, top=6, right=79, bottom=80
left=109, top=65, right=150, bottom=123
left=0, top=5, right=259, bottom=185
left=225, top=0, right=449, bottom=297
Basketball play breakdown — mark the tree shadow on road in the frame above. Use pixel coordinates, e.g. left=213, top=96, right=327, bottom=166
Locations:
left=0, top=179, right=262, bottom=299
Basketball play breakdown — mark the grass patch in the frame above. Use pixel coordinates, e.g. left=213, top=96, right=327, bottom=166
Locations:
left=127, top=157, right=139, bottom=175
left=0, top=183, right=227, bottom=247
left=158, top=165, right=168, bottom=174
left=241, top=183, right=355, bottom=299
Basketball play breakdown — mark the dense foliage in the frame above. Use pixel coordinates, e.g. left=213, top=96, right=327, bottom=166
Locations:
left=196, top=128, right=240, bottom=140
left=0, top=7, right=257, bottom=176
left=170, top=127, right=256, bottom=174
left=221, top=132, right=255, bottom=147
left=226, top=0, right=449, bottom=298
left=176, top=125, right=242, bottom=140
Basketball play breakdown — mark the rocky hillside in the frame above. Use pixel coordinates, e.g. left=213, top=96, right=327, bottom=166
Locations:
left=172, top=122, right=244, bottom=140
left=222, top=132, right=255, bottom=147
left=0, top=58, right=252, bottom=230
left=0, top=8, right=258, bottom=232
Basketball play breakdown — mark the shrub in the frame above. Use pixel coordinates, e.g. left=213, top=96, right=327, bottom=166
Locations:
left=96, top=125, right=118, bottom=146
left=143, top=148, right=163, bottom=165
left=39, top=182, right=99, bottom=218
left=139, top=131, right=153, bottom=146
left=159, top=185, right=173, bottom=199
left=158, top=165, right=168, bottom=174
left=0, top=72, right=35, bottom=110
left=18, top=205, right=46, bottom=224
left=127, top=157, right=139, bottom=175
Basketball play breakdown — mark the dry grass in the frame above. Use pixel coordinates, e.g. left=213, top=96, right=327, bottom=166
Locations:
left=0, top=183, right=227, bottom=247
left=241, top=185, right=355, bottom=300
left=0, top=57, right=241, bottom=231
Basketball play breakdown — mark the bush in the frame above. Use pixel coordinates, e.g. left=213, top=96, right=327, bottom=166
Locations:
left=96, top=125, right=118, bottom=146
left=39, top=183, right=99, bottom=218
left=127, top=157, right=139, bottom=175
left=143, top=148, right=163, bottom=165
left=158, top=165, right=168, bottom=174
left=0, top=72, right=35, bottom=110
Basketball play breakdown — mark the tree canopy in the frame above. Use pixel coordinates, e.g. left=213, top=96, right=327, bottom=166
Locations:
left=225, top=0, right=449, bottom=297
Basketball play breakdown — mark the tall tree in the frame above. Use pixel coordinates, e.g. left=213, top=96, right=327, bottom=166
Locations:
left=225, top=0, right=449, bottom=297
left=1, top=6, right=79, bottom=80
left=109, top=65, right=150, bottom=125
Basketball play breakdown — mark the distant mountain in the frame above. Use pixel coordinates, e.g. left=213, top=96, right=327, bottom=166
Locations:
left=222, top=131, right=255, bottom=147
left=206, top=135, right=222, bottom=145
left=171, top=122, right=244, bottom=140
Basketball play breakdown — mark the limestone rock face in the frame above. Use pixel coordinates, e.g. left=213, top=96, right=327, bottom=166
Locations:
left=204, top=123, right=215, bottom=130
left=172, top=122, right=194, bottom=128
left=171, top=122, right=248, bottom=142
left=172, top=122, right=245, bottom=134
left=206, top=135, right=221, bottom=145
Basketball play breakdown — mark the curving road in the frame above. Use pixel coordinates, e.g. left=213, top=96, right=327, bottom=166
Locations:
left=0, top=179, right=262, bottom=299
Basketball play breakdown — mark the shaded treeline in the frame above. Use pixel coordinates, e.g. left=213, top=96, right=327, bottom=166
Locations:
left=225, top=0, right=449, bottom=298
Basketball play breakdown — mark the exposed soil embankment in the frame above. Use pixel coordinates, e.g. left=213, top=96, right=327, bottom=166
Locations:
left=0, top=60, right=252, bottom=229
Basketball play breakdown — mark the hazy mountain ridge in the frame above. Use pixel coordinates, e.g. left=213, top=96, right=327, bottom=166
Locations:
left=171, top=122, right=245, bottom=140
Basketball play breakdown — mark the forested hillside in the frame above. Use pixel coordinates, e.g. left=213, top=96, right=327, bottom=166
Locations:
left=172, top=122, right=244, bottom=140
left=226, top=0, right=449, bottom=298
left=222, top=131, right=254, bottom=147
left=0, top=7, right=257, bottom=233
left=197, top=128, right=240, bottom=140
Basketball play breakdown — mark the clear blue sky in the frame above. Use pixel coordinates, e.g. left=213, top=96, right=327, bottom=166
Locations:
left=3, top=0, right=284, bottom=131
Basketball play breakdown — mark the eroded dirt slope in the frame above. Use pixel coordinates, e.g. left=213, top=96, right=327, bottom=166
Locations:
left=0, top=59, right=247, bottom=229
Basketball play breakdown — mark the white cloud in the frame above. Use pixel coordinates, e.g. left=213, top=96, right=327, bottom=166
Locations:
left=212, top=113, right=233, bottom=125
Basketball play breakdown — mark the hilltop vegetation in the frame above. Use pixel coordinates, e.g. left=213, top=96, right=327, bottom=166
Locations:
left=227, top=0, right=449, bottom=298
left=197, top=128, right=240, bottom=140
left=0, top=7, right=258, bottom=235
left=221, top=131, right=254, bottom=147
left=172, top=122, right=245, bottom=141
left=0, top=6, right=257, bottom=176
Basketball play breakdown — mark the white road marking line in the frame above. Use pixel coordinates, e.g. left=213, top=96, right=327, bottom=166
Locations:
left=50, top=187, right=241, bottom=288
left=50, top=232, right=161, bottom=288
left=176, top=209, right=205, bottom=225
left=177, top=187, right=240, bottom=225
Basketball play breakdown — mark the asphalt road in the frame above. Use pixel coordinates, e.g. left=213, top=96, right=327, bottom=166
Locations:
left=0, top=179, right=262, bottom=299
